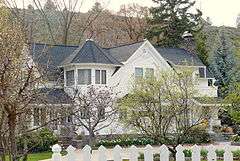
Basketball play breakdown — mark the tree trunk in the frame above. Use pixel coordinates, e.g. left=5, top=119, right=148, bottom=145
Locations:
left=88, top=131, right=95, bottom=146
left=168, top=146, right=177, bottom=160
left=8, top=113, right=18, bottom=161
left=22, top=139, right=28, bottom=161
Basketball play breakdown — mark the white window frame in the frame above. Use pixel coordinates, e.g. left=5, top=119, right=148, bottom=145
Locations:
left=95, top=69, right=107, bottom=84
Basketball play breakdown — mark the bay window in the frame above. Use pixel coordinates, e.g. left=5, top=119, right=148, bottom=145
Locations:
left=66, top=70, right=74, bottom=86
left=95, top=70, right=107, bottom=84
left=101, top=70, right=106, bottom=84
left=95, top=70, right=101, bottom=84
left=78, top=69, right=91, bottom=85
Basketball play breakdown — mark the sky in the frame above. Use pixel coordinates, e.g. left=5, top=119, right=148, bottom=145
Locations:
left=17, top=0, right=240, bottom=27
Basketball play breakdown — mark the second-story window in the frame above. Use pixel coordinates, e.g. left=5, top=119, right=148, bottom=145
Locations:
left=199, top=67, right=205, bottom=78
left=145, top=68, right=154, bottom=77
left=78, top=69, right=91, bottom=85
left=95, top=70, right=106, bottom=84
left=135, top=67, right=143, bottom=79
left=66, top=70, right=74, bottom=86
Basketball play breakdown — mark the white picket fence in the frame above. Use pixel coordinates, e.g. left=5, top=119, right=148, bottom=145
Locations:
left=51, top=144, right=234, bottom=161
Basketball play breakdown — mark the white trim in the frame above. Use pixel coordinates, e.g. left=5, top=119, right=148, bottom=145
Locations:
left=124, top=40, right=172, bottom=70
left=59, top=63, right=122, bottom=68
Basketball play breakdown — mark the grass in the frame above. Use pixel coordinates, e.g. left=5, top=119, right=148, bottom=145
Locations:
left=2, top=151, right=67, bottom=161
left=25, top=152, right=52, bottom=161
left=3, top=151, right=54, bottom=161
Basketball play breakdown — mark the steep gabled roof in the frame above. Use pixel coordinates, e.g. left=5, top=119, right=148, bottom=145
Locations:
left=61, top=40, right=122, bottom=66
left=155, top=47, right=205, bottom=66
left=104, top=41, right=145, bottom=62
left=104, top=41, right=205, bottom=67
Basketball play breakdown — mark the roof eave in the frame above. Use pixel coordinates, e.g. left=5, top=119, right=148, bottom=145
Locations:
left=58, top=62, right=123, bottom=68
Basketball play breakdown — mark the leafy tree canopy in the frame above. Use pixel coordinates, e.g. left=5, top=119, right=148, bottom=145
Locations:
left=224, top=83, right=240, bottom=124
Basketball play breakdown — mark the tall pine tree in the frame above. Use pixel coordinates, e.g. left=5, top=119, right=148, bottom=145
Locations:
left=146, top=0, right=202, bottom=47
left=210, top=31, right=237, bottom=97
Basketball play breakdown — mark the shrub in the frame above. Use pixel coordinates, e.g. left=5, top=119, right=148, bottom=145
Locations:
left=18, top=128, right=58, bottom=152
left=183, top=124, right=211, bottom=144
left=231, top=135, right=240, bottom=142
left=215, top=149, right=224, bottom=157
left=96, top=136, right=155, bottom=147
left=232, top=149, right=240, bottom=159
left=183, top=149, right=192, bottom=157
left=200, top=149, right=208, bottom=158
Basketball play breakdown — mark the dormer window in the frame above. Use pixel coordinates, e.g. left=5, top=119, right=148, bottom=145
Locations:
left=66, top=70, right=74, bottom=86
left=199, top=67, right=205, bottom=78
left=78, top=69, right=91, bottom=85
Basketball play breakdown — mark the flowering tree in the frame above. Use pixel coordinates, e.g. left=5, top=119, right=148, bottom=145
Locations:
left=0, top=6, right=39, bottom=160
left=118, top=70, right=209, bottom=157
left=73, top=86, right=118, bottom=145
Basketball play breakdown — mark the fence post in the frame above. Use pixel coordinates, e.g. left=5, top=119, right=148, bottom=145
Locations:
left=144, top=144, right=153, bottom=161
left=160, top=144, right=169, bottom=161
left=113, top=145, right=122, bottom=161
left=52, top=144, right=62, bottom=161
left=130, top=145, right=138, bottom=161
left=176, top=145, right=184, bottom=161
left=98, top=145, right=107, bottom=161
left=66, top=145, right=76, bottom=161
left=207, top=144, right=216, bottom=161
left=192, top=145, right=200, bottom=161
left=224, top=144, right=233, bottom=161
left=83, top=145, right=91, bottom=161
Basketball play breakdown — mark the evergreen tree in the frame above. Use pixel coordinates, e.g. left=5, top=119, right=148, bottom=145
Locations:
left=90, top=2, right=103, bottom=13
left=146, top=0, right=202, bottom=47
left=209, top=31, right=237, bottom=97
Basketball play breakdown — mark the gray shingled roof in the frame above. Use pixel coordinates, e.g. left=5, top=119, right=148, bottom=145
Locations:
left=31, top=43, right=78, bottom=81
left=104, top=41, right=144, bottom=62
left=61, top=40, right=122, bottom=66
left=155, top=47, right=205, bottom=66
left=31, top=88, right=73, bottom=104
left=104, top=41, right=205, bottom=67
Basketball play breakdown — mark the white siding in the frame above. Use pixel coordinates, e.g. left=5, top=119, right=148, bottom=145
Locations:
left=109, top=41, right=172, bottom=97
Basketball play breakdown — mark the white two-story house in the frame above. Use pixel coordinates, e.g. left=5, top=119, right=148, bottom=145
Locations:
left=31, top=39, right=219, bottom=135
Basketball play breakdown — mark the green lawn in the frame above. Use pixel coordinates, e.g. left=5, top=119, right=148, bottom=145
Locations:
left=3, top=152, right=52, bottom=161
left=26, top=152, right=52, bottom=161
